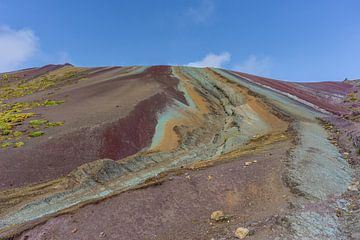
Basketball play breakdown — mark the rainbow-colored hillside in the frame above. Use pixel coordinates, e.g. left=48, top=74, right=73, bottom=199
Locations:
left=0, top=65, right=359, bottom=239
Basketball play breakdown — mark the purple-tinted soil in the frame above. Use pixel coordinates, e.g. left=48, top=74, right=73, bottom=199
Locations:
left=1, top=65, right=359, bottom=240
left=232, top=71, right=354, bottom=114
left=3, top=64, right=70, bottom=83
left=16, top=141, right=291, bottom=240
left=0, top=66, right=187, bottom=190
left=99, top=93, right=167, bottom=160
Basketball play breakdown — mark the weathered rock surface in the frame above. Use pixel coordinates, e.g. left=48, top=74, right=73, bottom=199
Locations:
left=0, top=65, right=358, bottom=239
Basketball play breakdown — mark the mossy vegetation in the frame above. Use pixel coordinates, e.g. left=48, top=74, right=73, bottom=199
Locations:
left=14, top=141, right=24, bottom=148
left=1, top=142, right=12, bottom=148
left=344, top=92, right=359, bottom=102
left=0, top=101, right=65, bottom=148
left=0, top=67, right=82, bottom=149
left=0, top=66, right=86, bottom=101
left=1, top=74, right=9, bottom=86
left=0, top=110, right=34, bottom=131
left=29, top=119, right=48, bottom=127
left=43, top=100, right=65, bottom=107
left=1, top=129, right=11, bottom=135
left=47, top=121, right=64, bottom=127
left=29, top=131, right=44, bottom=137
left=13, top=131, right=23, bottom=137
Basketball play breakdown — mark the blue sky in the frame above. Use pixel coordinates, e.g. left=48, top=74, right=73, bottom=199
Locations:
left=0, top=0, right=359, bottom=82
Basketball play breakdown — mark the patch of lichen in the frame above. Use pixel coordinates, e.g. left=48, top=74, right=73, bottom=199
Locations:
left=46, top=121, right=64, bottom=127
left=0, top=109, right=34, bottom=130
left=0, top=100, right=65, bottom=149
left=0, top=66, right=86, bottom=101
left=344, top=92, right=359, bottom=103
left=29, top=119, right=48, bottom=127
left=0, top=76, right=55, bottom=100
left=14, top=141, right=24, bottom=148
left=29, top=131, right=44, bottom=137
left=43, top=100, right=65, bottom=106
left=29, top=119, right=64, bottom=128
left=0, top=66, right=82, bottom=149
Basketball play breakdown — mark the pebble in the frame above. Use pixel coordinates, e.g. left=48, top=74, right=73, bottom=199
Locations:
left=235, top=227, right=249, bottom=239
left=71, top=228, right=77, bottom=233
left=210, top=210, right=224, bottom=221
left=245, top=160, right=257, bottom=166
left=99, top=231, right=106, bottom=238
left=348, top=181, right=360, bottom=191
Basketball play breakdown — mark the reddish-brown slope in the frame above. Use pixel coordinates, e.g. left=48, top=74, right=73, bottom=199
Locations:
left=231, top=71, right=353, bottom=114
left=0, top=66, right=186, bottom=190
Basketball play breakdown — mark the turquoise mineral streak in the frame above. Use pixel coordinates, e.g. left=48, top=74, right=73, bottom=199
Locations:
left=150, top=106, right=181, bottom=149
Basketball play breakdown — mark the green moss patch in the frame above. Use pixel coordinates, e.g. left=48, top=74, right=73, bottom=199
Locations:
left=1, top=142, right=12, bottom=148
left=13, top=131, right=23, bottom=137
left=29, top=131, right=44, bottom=137
left=14, top=141, right=24, bottom=148
left=1, top=129, right=11, bottom=136
left=29, top=119, right=48, bottom=127
left=47, top=121, right=64, bottom=127
left=43, top=100, right=65, bottom=107
left=0, top=66, right=86, bottom=101
left=0, top=66, right=74, bottom=149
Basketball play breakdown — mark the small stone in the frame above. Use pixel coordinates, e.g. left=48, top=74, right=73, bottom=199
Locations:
left=71, top=228, right=77, bottom=233
left=235, top=227, right=249, bottom=239
left=252, top=134, right=260, bottom=139
left=244, top=161, right=252, bottom=166
left=208, top=175, right=213, bottom=181
left=348, top=181, right=360, bottom=191
left=210, top=210, right=224, bottom=221
left=336, top=208, right=343, bottom=217
left=99, top=232, right=106, bottom=238
left=252, top=160, right=257, bottom=163
left=348, top=184, right=359, bottom=192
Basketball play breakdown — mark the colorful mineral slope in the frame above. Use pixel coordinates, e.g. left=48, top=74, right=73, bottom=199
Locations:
left=0, top=65, right=359, bottom=239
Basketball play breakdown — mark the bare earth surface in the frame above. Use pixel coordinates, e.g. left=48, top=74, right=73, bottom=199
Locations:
left=0, top=65, right=359, bottom=240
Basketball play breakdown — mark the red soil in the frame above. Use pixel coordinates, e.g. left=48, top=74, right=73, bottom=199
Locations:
left=0, top=66, right=186, bottom=191
left=232, top=71, right=353, bottom=114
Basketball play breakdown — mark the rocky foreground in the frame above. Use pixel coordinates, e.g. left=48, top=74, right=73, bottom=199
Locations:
left=0, top=65, right=359, bottom=239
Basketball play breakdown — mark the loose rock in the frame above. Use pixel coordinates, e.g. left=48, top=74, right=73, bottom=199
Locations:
left=210, top=210, right=224, bottom=221
left=348, top=181, right=359, bottom=191
left=235, top=227, right=249, bottom=239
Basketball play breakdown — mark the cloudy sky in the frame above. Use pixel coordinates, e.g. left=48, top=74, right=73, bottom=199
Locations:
left=0, top=0, right=359, bottom=82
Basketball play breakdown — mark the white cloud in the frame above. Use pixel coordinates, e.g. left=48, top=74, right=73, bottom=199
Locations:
left=187, top=52, right=231, bottom=68
left=0, top=25, right=38, bottom=72
left=187, top=0, right=215, bottom=24
left=234, top=55, right=271, bottom=76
